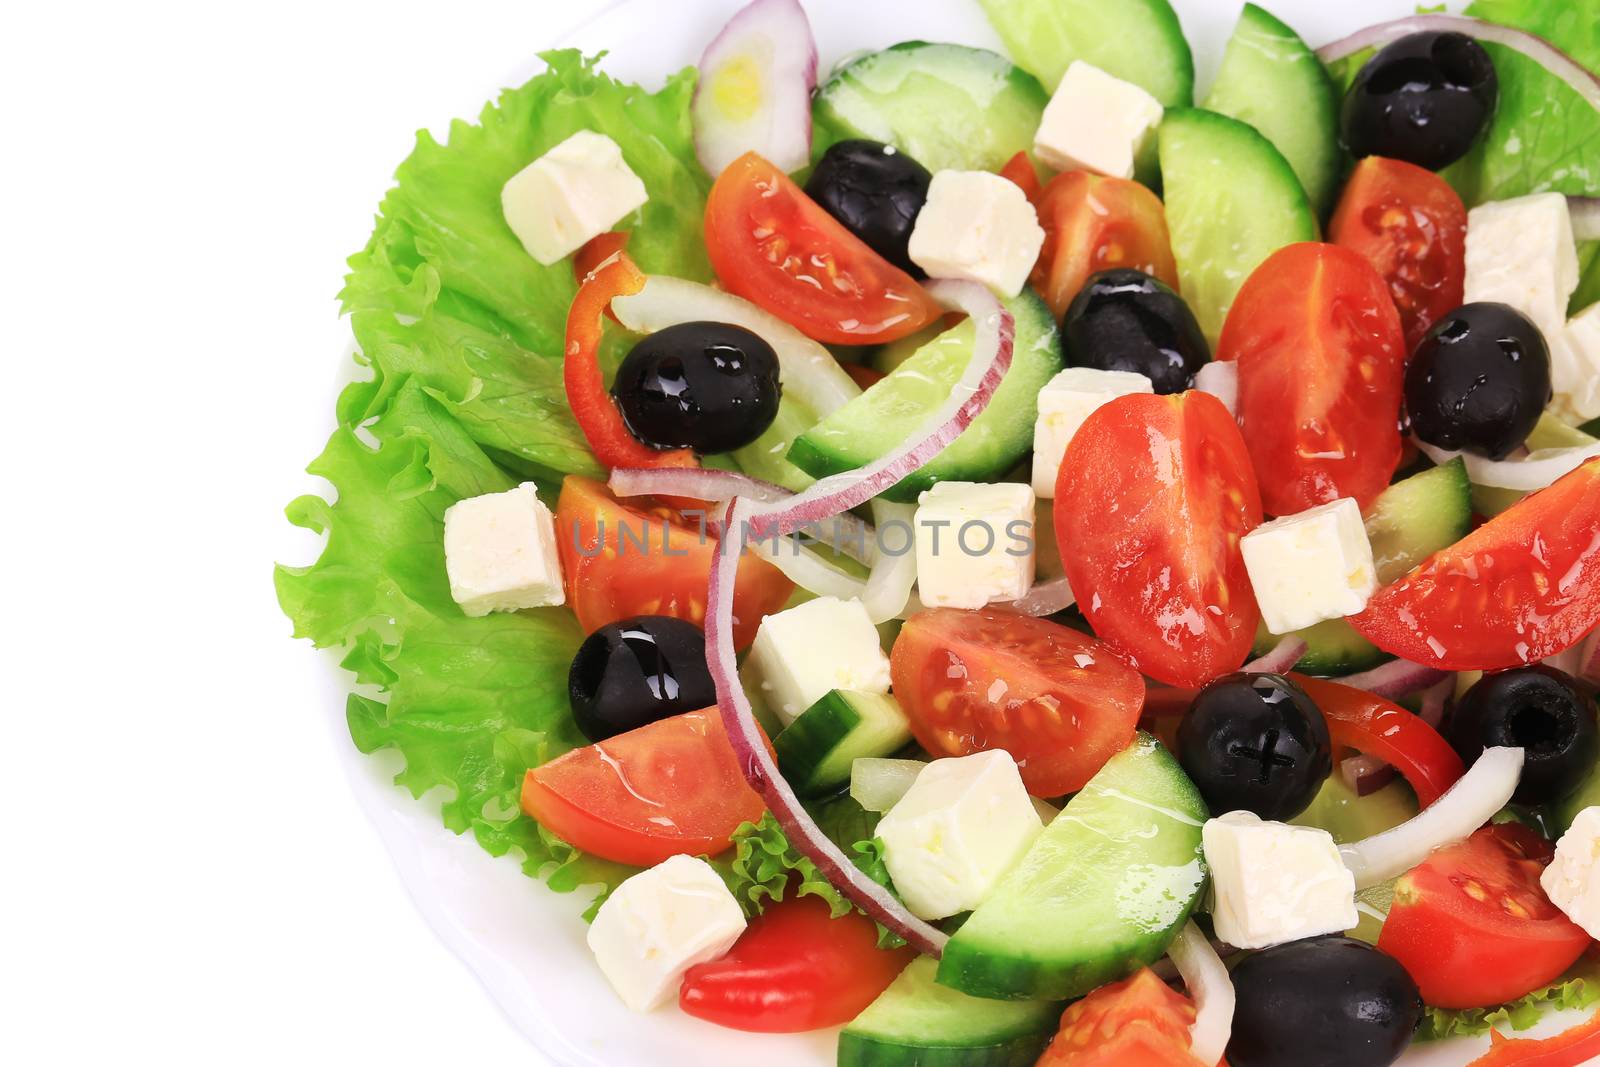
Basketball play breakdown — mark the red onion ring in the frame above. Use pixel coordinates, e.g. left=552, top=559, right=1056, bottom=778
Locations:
left=994, top=575, right=1076, bottom=617
left=1341, top=754, right=1400, bottom=796
left=1339, top=658, right=1450, bottom=700
left=1242, top=636, right=1307, bottom=675
left=1418, top=675, right=1453, bottom=729
left=1317, top=15, right=1600, bottom=120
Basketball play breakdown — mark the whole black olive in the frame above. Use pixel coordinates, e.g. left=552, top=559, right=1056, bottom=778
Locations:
left=1405, top=302, right=1551, bottom=459
left=1062, top=269, right=1210, bottom=394
left=804, top=139, right=932, bottom=275
left=568, top=616, right=717, bottom=742
left=1448, top=665, right=1598, bottom=805
left=1342, top=31, right=1498, bottom=171
left=1176, top=673, right=1332, bottom=821
left=1228, top=936, right=1422, bottom=1067
left=611, top=321, right=782, bottom=454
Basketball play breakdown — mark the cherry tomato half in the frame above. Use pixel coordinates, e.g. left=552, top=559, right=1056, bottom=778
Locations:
left=1330, top=156, right=1467, bottom=353
left=1351, top=459, right=1600, bottom=671
left=1037, top=968, right=1215, bottom=1067
left=1032, top=170, right=1180, bottom=321
left=519, top=709, right=765, bottom=867
left=679, top=895, right=913, bottom=1032
left=704, top=151, right=942, bottom=345
left=1378, top=824, right=1591, bottom=1010
left=1291, top=675, right=1465, bottom=808
left=1219, top=242, right=1407, bottom=516
left=889, top=608, right=1145, bottom=797
left=1056, top=390, right=1264, bottom=689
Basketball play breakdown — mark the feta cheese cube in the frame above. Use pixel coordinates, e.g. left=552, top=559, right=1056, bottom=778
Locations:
left=1464, top=192, right=1579, bottom=344
left=1203, top=811, right=1358, bottom=949
left=442, top=482, right=564, bottom=617
left=908, top=170, right=1045, bottom=298
left=746, top=596, right=891, bottom=725
left=586, top=855, right=747, bottom=1012
left=1241, top=498, right=1377, bottom=635
left=876, top=750, right=1044, bottom=920
left=1541, top=805, right=1600, bottom=940
left=1033, top=61, right=1165, bottom=179
left=1551, top=302, right=1600, bottom=423
left=501, top=130, right=648, bottom=265
left=1031, top=368, right=1154, bottom=497
left=914, top=481, right=1037, bottom=609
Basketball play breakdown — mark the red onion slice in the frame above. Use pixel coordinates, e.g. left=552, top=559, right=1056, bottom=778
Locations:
left=707, top=496, right=949, bottom=955
left=996, top=575, right=1076, bottom=617
left=608, top=467, right=790, bottom=505
left=1318, top=15, right=1600, bottom=120
left=1341, top=754, right=1400, bottom=796
left=691, top=0, right=817, bottom=177
left=1415, top=436, right=1600, bottom=492
left=1169, top=921, right=1235, bottom=1067
left=1418, top=675, right=1453, bottom=729
left=1339, top=658, right=1450, bottom=699
left=1578, top=627, right=1600, bottom=684
left=1243, top=636, right=1307, bottom=675
left=1573, top=198, right=1600, bottom=243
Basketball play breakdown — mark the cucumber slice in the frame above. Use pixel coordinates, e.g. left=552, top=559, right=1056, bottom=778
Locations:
left=851, top=757, right=927, bottom=813
left=1254, top=459, right=1472, bottom=675
left=975, top=0, right=1193, bottom=105
left=1557, top=766, right=1600, bottom=835
left=814, top=42, right=1048, bottom=173
left=1201, top=4, right=1341, bottom=214
left=775, top=690, right=914, bottom=796
left=936, top=733, right=1207, bottom=1001
left=838, top=957, right=1062, bottom=1067
left=869, top=322, right=945, bottom=376
left=1158, top=108, right=1318, bottom=344
left=788, top=289, right=1062, bottom=501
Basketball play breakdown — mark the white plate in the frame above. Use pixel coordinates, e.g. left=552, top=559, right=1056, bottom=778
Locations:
left=325, top=1, right=1594, bottom=1063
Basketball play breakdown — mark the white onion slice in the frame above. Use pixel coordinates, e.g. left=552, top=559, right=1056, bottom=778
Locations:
left=850, top=757, right=926, bottom=813
left=1194, top=361, right=1239, bottom=416
left=1169, top=921, right=1235, bottom=1067
left=1415, top=436, right=1600, bottom=492
left=1243, top=636, right=1307, bottom=675
left=612, top=275, right=860, bottom=418
left=995, top=575, right=1076, bottom=617
left=861, top=500, right=918, bottom=623
left=1340, top=746, right=1524, bottom=889
left=1573, top=198, right=1600, bottom=243
left=1339, top=658, right=1450, bottom=700
left=608, top=467, right=789, bottom=504
left=749, top=537, right=868, bottom=601
left=691, top=0, right=817, bottom=177
left=1318, top=15, right=1600, bottom=120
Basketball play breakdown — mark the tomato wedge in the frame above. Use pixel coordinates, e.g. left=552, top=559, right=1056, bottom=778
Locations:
left=704, top=151, right=942, bottom=344
left=889, top=607, right=1145, bottom=797
left=520, top=709, right=765, bottom=866
left=1037, top=968, right=1215, bottom=1067
left=1378, top=824, right=1590, bottom=1010
left=1330, top=157, right=1468, bottom=352
left=1031, top=170, right=1179, bottom=321
left=1219, top=242, right=1407, bottom=516
left=1056, top=390, right=1264, bottom=689
left=555, top=475, right=793, bottom=651
left=1468, top=1001, right=1600, bottom=1067
left=679, top=895, right=913, bottom=1032
left=998, top=150, right=1043, bottom=206
left=1351, top=459, right=1600, bottom=671
left=1291, top=675, right=1465, bottom=808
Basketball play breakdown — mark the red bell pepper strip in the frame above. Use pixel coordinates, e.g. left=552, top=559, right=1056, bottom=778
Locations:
left=562, top=249, right=697, bottom=471
left=1292, top=674, right=1466, bottom=808
left=573, top=230, right=631, bottom=286
left=1467, top=1008, right=1600, bottom=1067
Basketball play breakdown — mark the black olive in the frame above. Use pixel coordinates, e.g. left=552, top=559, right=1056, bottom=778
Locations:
left=568, top=616, right=717, bottom=742
left=1405, top=302, right=1551, bottom=459
left=1061, top=269, right=1210, bottom=394
left=1228, top=936, right=1422, bottom=1067
left=1448, top=666, right=1598, bottom=805
left=611, top=321, right=782, bottom=454
left=1176, top=673, right=1331, bottom=821
left=1341, top=31, right=1498, bottom=171
left=804, top=139, right=931, bottom=275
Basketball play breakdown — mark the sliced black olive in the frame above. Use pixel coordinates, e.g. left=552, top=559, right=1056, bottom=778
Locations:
left=1448, top=665, right=1599, bottom=805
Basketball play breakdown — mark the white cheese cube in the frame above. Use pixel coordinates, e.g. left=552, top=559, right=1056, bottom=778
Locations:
left=908, top=170, right=1045, bottom=298
left=1032, top=61, right=1164, bottom=179
left=876, top=750, right=1044, bottom=920
left=1464, top=192, right=1579, bottom=345
left=586, top=855, right=747, bottom=1012
left=1241, top=497, right=1377, bottom=635
left=746, top=596, right=891, bottom=725
left=501, top=130, right=648, bottom=266
left=1541, top=805, right=1600, bottom=940
left=1031, top=368, right=1154, bottom=498
left=442, top=483, right=564, bottom=617
left=1551, top=302, right=1600, bottom=424
left=914, top=481, right=1037, bottom=609
left=1203, top=811, right=1358, bottom=949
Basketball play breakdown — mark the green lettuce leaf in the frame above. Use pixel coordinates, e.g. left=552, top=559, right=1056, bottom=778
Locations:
left=1419, top=952, right=1600, bottom=1040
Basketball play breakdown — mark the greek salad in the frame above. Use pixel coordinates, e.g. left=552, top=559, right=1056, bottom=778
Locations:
left=278, top=0, right=1600, bottom=1064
